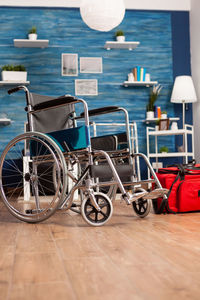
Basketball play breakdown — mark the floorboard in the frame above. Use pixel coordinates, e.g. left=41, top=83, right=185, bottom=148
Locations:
left=0, top=201, right=200, bottom=300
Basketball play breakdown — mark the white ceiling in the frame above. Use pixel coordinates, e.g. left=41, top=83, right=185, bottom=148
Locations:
left=0, top=0, right=190, bottom=11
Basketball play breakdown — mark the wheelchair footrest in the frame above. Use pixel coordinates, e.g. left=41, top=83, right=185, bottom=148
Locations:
left=143, top=188, right=169, bottom=200
left=129, top=191, right=149, bottom=203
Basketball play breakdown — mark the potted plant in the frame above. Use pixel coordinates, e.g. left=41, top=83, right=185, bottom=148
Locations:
left=146, top=84, right=162, bottom=119
left=28, top=26, right=37, bottom=40
left=155, top=119, right=160, bottom=131
left=115, top=30, right=125, bottom=42
left=159, top=146, right=169, bottom=154
left=161, top=110, right=167, bottom=119
left=1, top=64, right=27, bottom=81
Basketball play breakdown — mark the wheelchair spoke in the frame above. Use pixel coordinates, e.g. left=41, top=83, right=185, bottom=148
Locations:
left=99, top=210, right=107, bottom=218
left=86, top=207, right=96, bottom=217
left=0, top=132, right=67, bottom=223
left=95, top=211, right=98, bottom=222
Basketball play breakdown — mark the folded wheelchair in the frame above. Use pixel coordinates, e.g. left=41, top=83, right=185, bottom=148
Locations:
left=0, top=86, right=168, bottom=226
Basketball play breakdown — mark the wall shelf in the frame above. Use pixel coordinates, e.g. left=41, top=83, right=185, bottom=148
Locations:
left=0, top=81, right=30, bottom=86
left=104, top=41, right=140, bottom=50
left=0, top=118, right=12, bottom=126
left=144, top=117, right=179, bottom=124
left=123, top=81, right=158, bottom=87
left=14, top=39, right=49, bottom=48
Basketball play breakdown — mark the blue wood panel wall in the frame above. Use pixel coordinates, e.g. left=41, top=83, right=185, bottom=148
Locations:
left=0, top=7, right=190, bottom=165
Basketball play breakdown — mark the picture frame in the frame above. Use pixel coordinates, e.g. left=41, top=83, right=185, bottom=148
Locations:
left=159, top=119, right=169, bottom=130
left=80, top=57, right=103, bottom=73
left=62, top=53, right=78, bottom=76
left=75, top=79, right=98, bottom=96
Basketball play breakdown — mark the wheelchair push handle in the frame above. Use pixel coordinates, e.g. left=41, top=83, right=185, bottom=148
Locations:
left=8, top=85, right=28, bottom=95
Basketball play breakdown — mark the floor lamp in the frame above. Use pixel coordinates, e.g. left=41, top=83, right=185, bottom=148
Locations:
left=170, top=76, right=197, bottom=129
left=170, top=76, right=197, bottom=161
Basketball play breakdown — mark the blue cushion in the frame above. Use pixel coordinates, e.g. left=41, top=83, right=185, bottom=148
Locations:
left=47, top=125, right=90, bottom=151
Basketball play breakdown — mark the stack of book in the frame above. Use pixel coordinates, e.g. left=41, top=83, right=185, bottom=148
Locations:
left=132, top=66, right=146, bottom=81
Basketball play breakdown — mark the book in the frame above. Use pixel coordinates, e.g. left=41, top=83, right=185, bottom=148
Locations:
left=157, top=107, right=161, bottom=118
left=137, top=66, right=140, bottom=81
left=132, top=68, right=137, bottom=81
left=143, top=68, right=146, bottom=81
left=140, top=67, right=146, bottom=81
left=154, top=105, right=157, bottom=118
left=140, top=68, right=144, bottom=81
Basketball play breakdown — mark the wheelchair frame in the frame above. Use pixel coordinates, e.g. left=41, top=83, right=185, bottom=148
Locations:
left=0, top=86, right=168, bottom=226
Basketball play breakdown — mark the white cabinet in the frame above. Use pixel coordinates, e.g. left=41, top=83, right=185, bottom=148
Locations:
left=146, top=124, right=194, bottom=170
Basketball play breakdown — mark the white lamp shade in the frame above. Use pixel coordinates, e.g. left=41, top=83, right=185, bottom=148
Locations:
left=80, top=0, right=125, bottom=32
left=171, top=75, right=197, bottom=103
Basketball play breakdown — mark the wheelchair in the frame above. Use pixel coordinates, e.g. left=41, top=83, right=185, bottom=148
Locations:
left=0, top=86, right=168, bottom=226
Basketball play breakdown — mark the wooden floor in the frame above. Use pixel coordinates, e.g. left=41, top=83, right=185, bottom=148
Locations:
left=0, top=200, right=200, bottom=300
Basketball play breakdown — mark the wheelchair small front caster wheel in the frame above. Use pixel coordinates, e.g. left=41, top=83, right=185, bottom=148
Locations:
left=132, top=198, right=151, bottom=218
left=81, top=192, right=113, bottom=226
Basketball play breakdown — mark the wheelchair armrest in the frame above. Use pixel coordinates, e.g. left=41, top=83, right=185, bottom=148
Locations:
left=30, top=95, right=78, bottom=112
left=78, top=106, right=120, bottom=118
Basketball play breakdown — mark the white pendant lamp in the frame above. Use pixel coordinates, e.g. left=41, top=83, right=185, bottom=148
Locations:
left=80, top=0, right=125, bottom=32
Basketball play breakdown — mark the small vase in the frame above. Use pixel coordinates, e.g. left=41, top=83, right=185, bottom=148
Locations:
left=116, top=36, right=125, bottom=42
left=171, top=122, right=178, bottom=131
left=161, top=114, right=167, bottom=119
left=128, top=73, right=134, bottom=82
left=28, top=33, right=37, bottom=40
left=146, top=111, right=154, bottom=119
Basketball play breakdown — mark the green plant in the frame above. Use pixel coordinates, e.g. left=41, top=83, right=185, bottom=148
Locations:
left=28, top=26, right=37, bottom=34
left=115, top=30, right=124, bottom=37
left=155, top=119, right=160, bottom=126
left=161, top=111, right=167, bottom=114
left=2, top=64, right=26, bottom=71
left=146, top=84, right=162, bottom=112
left=159, top=146, right=169, bottom=153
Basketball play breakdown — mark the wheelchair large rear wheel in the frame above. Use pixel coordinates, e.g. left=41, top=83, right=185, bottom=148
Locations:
left=0, top=132, right=67, bottom=223
left=81, top=192, right=113, bottom=226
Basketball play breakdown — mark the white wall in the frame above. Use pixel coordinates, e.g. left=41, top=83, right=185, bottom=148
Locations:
left=190, top=0, right=200, bottom=162
left=0, top=0, right=190, bottom=11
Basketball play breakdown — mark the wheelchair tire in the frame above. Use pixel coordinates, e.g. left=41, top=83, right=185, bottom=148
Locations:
left=81, top=192, right=113, bottom=226
left=132, top=188, right=151, bottom=218
left=0, top=132, right=67, bottom=223
left=132, top=198, right=151, bottom=218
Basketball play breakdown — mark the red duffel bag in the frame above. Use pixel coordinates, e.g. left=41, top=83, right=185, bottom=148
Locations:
left=153, top=162, right=200, bottom=214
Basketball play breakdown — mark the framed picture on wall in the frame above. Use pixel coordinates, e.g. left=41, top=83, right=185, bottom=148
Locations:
left=80, top=57, right=103, bottom=73
left=75, top=79, right=98, bottom=96
left=62, top=53, right=78, bottom=76
left=159, top=119, right=169, bottom=131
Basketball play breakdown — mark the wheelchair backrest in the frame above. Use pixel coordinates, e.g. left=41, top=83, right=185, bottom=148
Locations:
left=29, top=93, right=75, bottom=133
left=27, top=92, right=91, bottom=151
